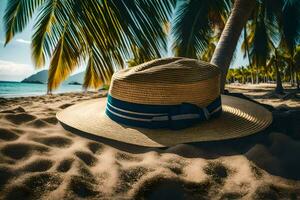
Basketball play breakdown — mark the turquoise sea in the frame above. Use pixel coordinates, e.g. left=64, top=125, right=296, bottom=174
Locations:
left=0, top=81, right=84, bottom=98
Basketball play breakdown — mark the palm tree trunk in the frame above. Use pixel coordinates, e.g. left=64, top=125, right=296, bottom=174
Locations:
left=275, top=59, right=283, bottom=94
left=289, top=63, right=294, bottom=86
left=256, top=66, right=259, bottom=84
left=243, top=26, right=254, bottom=84
left=211, top=0, right=256, bottom=92
left=296, top=72, right=300, bottom=90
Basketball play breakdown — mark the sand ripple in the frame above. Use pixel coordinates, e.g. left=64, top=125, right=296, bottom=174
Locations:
left=0, top=91, right=300, bottom=199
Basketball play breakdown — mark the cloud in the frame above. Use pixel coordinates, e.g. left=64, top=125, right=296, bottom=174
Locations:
left=0, top=60, right=34, bottom=81
left=16, top=38, right=31, bottom=44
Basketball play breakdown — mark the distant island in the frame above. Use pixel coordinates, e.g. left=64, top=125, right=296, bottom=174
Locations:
left=22, top=80, right=44, bottom=84
left=22, top=70, right=84, bottom=85
left=68, top=81, right=82, bottom=85
left=21, top=70, right=48, bottom=84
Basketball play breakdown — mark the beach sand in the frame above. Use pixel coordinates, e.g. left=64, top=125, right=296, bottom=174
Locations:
left=0, top=84, right=300, bottom=199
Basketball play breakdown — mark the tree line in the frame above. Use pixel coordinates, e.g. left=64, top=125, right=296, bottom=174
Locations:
left=227, top=45, right=300, bottom=93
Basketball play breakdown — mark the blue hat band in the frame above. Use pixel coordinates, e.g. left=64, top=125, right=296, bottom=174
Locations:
left=105, top=95, right=222, bottom=130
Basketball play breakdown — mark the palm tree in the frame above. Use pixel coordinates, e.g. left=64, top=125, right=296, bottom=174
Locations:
left=294, top=46, right=300, bottom=89
left=211, top=0, right=300, bottom=92
left=4, top=0, right=175, bottom=92
left=267, top=47, right=284, bottom=93
left=226, top=69, right=236, bottom=83
left=284, top=45, right=300, bottom=89
left=170, top=0, right=300, bottom=92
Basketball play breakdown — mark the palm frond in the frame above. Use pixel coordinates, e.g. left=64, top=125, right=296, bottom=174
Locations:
left=4, top=0, right=45, bottom=44
left=108, top=0, right=175, bottom=60
left=47, top=22, right=82, bottom=92
left=31, top=0, right=61, bottom=67
left=172, top=0, right=230, bottom=58
left=281, top=0, right=300, bottom=53
left=172, top=0, right=210, bottom=58
left=83, top=45, right=114, bottom=89
left=251, top=13, right=271, bottom=67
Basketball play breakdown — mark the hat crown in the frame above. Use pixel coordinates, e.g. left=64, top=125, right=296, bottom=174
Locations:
left=114, top=57, right=220, bottom=84
left=109, top=57, right=221, bottom=107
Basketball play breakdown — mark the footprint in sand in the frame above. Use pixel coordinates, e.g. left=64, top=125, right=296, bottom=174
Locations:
left=168, top=165, right=183, bottom=175
left=78, top=165, right=96, bottom=180
left=4, top=185, right=32, bottom=200
left=4, top=113, right=36, bottom=124
left=21, top=159, right=53, bottom=172
left=59, top=103, right=74, bottom=109
left=116, top=166, right=149, bottom=193
left=115, top=152, right=142, bottom=162
left=4, top=173, right=62, bottom=200
left=163, top=158, right=186, bottom=175
left=24, top=173, right=62, bottom=197
left=74, top=151, right=98, bottom=167
left=1, top=143, right=49, bottom=160
left=33, top=136, right=73, bottom=148
left=68, top=175, right=100, bottom=198
left=0, top=106, right=25, bottom=114
left=0, top=97, right=8, bottom=104
left=41, top=117, right=58, bottom=125
left=87, top=142, right=104, bottom=154
left=26, top=119, right=49, bottom=128
left=0, top=128, right=19, bottom=141
left=133, top=177, right=211, bottom=200
left=253, top=184, right=300, bottom=199
left=0, top=166, right=14, bottom=190
left=56, top=158, right=74, bottom=172
left=203, top=161, right=230, bottom=184
left=220, top=192, right=245, bottom=199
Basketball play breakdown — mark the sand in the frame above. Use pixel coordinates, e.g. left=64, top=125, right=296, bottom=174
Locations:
left=227, top=83, right=300, bottom=108
left=0, top=85, right=300, bottom=199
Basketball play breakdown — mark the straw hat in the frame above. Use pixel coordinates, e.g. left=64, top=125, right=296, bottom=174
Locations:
left=57, top=57, right=272, bottom=147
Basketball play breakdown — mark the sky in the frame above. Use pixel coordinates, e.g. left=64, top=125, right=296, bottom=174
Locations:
left=0, top=1, right=248, bottom=82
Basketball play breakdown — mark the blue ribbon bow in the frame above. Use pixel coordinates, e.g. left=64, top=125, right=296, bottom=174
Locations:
left=151, top=102, right=210, bottom=129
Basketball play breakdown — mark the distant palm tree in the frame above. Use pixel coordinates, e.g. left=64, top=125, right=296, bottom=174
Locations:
left=285, top=45, right=300, bottom=89
left=295, top=46, right=300, bottom=89
left=241, top=25, right=255, bottom=84
left=4, top=0, right=175, bottom=92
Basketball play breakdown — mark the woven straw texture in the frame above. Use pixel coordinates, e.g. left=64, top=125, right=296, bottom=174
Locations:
left=110, top=57, right=221, bottom=107
left=57, top=95, right=272, bottom=147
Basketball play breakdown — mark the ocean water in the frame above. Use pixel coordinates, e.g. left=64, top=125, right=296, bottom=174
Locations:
left=0, top=81, right=84, bottom=98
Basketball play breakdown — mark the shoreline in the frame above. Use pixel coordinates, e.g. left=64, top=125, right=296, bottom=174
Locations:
left=0, top=91, right=99, bottom=100
left=0, top=84, right=300, bottom=199
left=0, top=82, right=86, bottom=99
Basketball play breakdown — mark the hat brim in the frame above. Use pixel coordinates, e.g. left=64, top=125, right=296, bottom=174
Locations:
left=56, top=95, right=272, bottom=147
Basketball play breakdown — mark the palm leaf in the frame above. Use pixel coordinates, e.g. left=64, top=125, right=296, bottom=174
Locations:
left=4, top=0, right=45, bottom=44
left=31, top=0, right=61, bottom=67
left=172, top=0, right=230, bottom=58
left=83, top=45, right=114, bottom=89
left=47, top=22, right=81, bottom=92
left=281, top=0, right=300, bottom=53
